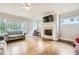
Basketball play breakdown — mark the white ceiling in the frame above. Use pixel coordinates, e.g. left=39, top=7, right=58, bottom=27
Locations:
left=0, top=3, right=79, bottom=20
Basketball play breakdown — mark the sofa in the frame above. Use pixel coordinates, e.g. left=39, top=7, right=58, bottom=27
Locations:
left=5, top=30, right=26, bottom=41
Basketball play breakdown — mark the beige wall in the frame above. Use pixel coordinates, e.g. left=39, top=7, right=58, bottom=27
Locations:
left=60, top=24, right=79, bottom=41
left=60, top=9, right=79, bottom=41
left=26, top=20, right=37, bottom=36
left=0, top=12, right=28, bottom=20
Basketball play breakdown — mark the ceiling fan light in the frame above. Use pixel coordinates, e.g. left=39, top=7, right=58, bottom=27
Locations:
left=22, top=3, right=31, bottom=10
left=25, top=7, right=30, bottom=10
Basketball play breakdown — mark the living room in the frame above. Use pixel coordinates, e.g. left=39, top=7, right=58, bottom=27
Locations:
left=0, top=3, right=79, bottom=55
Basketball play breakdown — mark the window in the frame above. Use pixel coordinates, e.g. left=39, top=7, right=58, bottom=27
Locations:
left=71, top=18, right=74, bottom=22
left=76, top=17, right=79, bottom=22
left=61, top=17, right=79, bottom=25
left=0, top=19, right=25, bottom=35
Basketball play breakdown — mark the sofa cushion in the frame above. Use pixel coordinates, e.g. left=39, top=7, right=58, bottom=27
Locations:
left=16, top=31, right=22, bottom=34
left=9, top=34, right=23, bottom=37
left=8, top=34, right=24, bottom=39
left=7, top=30, right=22, bottom=35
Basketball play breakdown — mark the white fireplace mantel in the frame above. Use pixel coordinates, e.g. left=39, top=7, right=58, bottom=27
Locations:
left=41, top=12, right=59, bottom=40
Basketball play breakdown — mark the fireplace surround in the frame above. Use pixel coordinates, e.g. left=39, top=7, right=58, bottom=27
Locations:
left=41, top=12, right=59, bottom=40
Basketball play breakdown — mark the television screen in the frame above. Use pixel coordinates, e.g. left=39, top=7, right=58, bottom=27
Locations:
left=43, top=15, right=53, bottom=23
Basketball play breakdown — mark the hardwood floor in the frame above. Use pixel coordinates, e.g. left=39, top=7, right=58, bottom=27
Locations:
left=4, top=37, right=74, bottom=55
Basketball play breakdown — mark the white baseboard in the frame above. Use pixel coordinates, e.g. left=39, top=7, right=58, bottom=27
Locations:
left=60, top=37, right=73, bottom=42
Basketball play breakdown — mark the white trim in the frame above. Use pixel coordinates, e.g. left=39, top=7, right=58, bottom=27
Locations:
left=60, top=37, right=73, bottom=42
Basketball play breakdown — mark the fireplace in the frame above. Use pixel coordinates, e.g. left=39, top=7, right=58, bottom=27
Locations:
left=45, top=29, right=52, bottom=36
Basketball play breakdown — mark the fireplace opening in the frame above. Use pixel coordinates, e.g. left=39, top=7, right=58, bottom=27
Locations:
left=45, top=29, right=52, bottom=36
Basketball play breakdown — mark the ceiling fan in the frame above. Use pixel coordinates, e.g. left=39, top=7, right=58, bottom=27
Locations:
left=22, top=3, right=31, bottom=10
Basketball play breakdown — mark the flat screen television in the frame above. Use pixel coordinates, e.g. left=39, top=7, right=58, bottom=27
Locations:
left=43, top=15, right=53, bottom=23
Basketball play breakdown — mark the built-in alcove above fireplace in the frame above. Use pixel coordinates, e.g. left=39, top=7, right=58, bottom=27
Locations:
left=45, top=29, right=52, bottom=36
